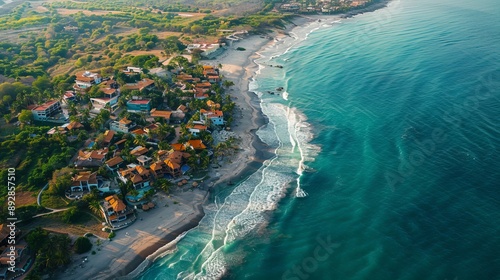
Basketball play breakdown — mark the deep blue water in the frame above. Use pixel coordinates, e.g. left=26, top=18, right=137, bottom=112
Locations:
left=137, top=0, right=500, bottom=279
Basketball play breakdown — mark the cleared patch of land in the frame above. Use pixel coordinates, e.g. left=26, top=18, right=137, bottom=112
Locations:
left=56, top=8, right=124, bottom=16
left=14, top=191, right=38, bottom=206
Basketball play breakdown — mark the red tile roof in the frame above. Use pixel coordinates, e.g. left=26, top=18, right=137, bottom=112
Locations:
left=32, top=100, right=59, bottom=111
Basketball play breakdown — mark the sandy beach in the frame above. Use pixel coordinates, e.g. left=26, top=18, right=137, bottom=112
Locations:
left=55, top=31, right=294, bottom=280
left=57, top=189, right=206, bottom=280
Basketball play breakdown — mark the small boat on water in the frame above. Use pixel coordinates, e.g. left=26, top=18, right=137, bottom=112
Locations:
left=276, top=87, right=284, bottom=91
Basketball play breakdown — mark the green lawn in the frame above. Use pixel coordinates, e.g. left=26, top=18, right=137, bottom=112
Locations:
left=41, top=193, right=69, bottom=209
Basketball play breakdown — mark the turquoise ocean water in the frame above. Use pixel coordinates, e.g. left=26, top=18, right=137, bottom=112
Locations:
left=137, top=0, right=500, bottom=279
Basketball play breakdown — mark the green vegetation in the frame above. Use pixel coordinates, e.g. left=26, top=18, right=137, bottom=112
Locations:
left=74, top=236, right=93, bottom=254
left=26, top=227, right=72, bottom=279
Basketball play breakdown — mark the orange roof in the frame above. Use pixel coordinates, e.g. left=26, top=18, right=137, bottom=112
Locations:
left=157, top=150, right=169, bottom=156
left=131, top=128, right=147, bottom=135
left=135, top=165, right=149, bottom=176
left=103, top=130, right=115, bottom=143
left=106, top=156, right=123, bottom=167
left=188, top=139, right=206, bottom=150
left=187, top=124, right=207, bottom=130
left=105, top=195, right=126, bottom=212
left=196, top=82, right=212, bottom=88
left=78, top=148, right=108, bottom=160
left=123, top=78, right=155, bottom=91
left=194, top=92, right=209, bottom=99
left=119, top=117, right=132, bottom=125
left=206, top=100, right=220, bottom=108
left=32, top=100, right=59, bottom=111
left=102, top=88, right=117, bottom=95
left=67, top=121, right=83, bottom=130
left=150, top=109, right=172, bottom=119
left=164, top=159, right=180, bottom=170
left=115, top=139, right=127, bottom=145
left=202, top=65, right=214, bottom=70
left=73, top=171, right=98, bottom=184
left=150, top=161, right=164, bottom=171
left=131, top=174, right=143, bottom=183
left=131, top=146, right=148, bottom=156
left=177, top=105, right=188, bottom=112
left=171, top=143, right=185, bottom=151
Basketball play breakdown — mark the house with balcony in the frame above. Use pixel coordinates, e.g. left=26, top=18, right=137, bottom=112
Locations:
left=74, top=71, right=102, bottom=92
left=118, top=164, right=151, bottom=189
left=62, top=91, right=76, bottom=104
left=75, top=148, right=109, bottom=167
left=127, top=98, right=151, bottom=113
left=110, top=117, right=136, bottom=133
left=187, top=124, right=208, bottom=136
left=106, top=156, right=124, bottom=171
left=31, top=100, right=62, bottom=121
left=200, top=109, right=224, bottom=126
left=163, top=150, right=191, bottom=178
left=101, top=195, right=135, bottom=228
left=71, top=171, right=98, bottom=191
left=90, top=96, right=119, bottom=113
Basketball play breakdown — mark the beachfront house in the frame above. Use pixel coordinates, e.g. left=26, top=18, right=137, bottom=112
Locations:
left=101, top=195, right=134, bottom=228
left=200, top=109, right=224, bottom=126
left=118, top=164, right=151, bottom=189
left=163, top=150, right=191, bottom=178
left=31, top=100, right=62, bottom=121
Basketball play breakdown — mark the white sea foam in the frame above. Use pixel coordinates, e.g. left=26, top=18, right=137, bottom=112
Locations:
left=148, top=19, right=336, bottom=280
left=282, top=91, right=289, bottom=100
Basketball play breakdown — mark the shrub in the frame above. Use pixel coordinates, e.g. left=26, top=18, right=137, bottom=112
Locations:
left=74, top=236, right=92, bottom=254
left=236, top=47, right=246, bottom=51
left=108, top=232, right=115, bottom=239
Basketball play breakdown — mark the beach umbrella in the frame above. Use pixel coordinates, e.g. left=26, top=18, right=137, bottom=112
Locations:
left=182, top=179, right=188, bottom=184
left=177, top=182, right=183, bottom=186
left=142, top=204, right=150, bottom=211
left=192, top=182, right=199, bottom=187
left=147, top=202, right=155, bottom=208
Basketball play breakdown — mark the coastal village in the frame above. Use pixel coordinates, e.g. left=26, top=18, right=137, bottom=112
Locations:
left=0, top=45, right=242, bottom=279
left=277, top=0, right=372, bottom=14
left=0, top=0, right=386, bottom=278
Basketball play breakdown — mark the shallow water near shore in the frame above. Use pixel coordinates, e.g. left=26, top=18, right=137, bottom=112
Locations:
left=137, top=0, right=500, bottom=279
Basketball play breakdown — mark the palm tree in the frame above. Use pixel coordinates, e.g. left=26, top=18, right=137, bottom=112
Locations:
left=223, top=80, right=235, bottom=89
left=158, top=141, right=171, bottom=151
left=155, top=178, right=172, bottom=194
left=134, top=134, right=147, bottom=147
left=88, top=200, right=102, bottom=217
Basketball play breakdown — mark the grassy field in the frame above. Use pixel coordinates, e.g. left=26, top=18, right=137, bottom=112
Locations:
left=41, top=192, right=70, bottom=209
left=56, top=8, right=124, bottom=16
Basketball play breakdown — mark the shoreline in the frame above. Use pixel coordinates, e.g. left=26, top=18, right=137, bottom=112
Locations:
left=56, top=2, right=394, bottom=278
